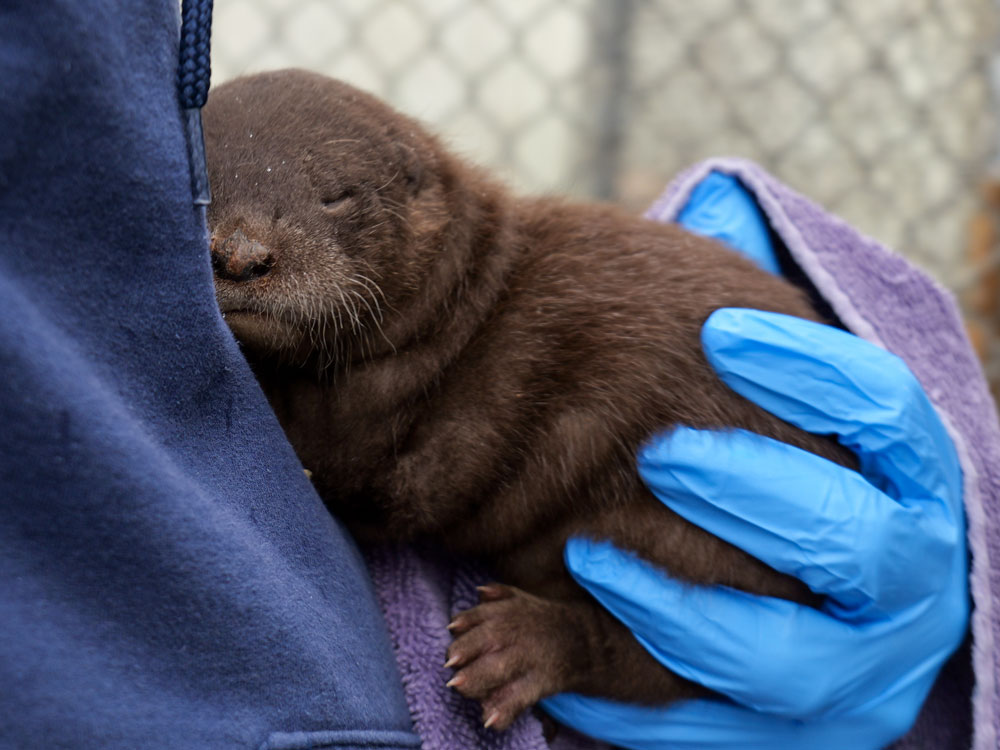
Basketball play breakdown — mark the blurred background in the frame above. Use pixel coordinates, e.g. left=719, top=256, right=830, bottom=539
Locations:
left=210, top=0, right=1000, bottom=395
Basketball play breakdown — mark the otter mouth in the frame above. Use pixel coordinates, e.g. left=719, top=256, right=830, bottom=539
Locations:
left=215, top=289, right=277, bottom=324
left=217, top=303, right=304, bottom=354
left=219, top=308, right=256, bottom=320
left=220, top=307, right=268, bottom=330
left=217, top=302, right=290, bottom=327
left=216, top=295, right=257, bottom=315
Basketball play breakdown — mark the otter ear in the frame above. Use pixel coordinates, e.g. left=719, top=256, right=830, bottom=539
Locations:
left=395, top=142, right=426, bottom=196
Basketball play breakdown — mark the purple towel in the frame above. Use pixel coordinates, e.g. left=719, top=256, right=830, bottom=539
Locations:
left=366, top=158, right=996, bottom=749
left=364, top=545, right=607, bottom=750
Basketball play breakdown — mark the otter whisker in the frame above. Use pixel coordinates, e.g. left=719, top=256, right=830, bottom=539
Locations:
left=371, top=318, right=396, bottom=355
left=353, top=272, right=394, bottom=319
left=363, top=220, right=392, bottom=237
left=377, top=203, right=408, bottom=225
left=347, top=290, right=362, bottom=329
left=337, top=286, right=354, bottom=330
left=348, top=282, right=383, bottom=324
left=374, top=169, right=402, bottom=194
left=352, top=288, right=394, bottom=355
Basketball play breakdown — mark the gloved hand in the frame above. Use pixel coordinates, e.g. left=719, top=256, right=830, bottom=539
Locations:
left=541, top=172, right=969, bottom=749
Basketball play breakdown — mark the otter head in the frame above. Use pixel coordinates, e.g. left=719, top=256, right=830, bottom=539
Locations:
left=203, top=69, right=453, bottom=366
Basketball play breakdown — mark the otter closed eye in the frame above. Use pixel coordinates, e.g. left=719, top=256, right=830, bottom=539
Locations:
left=202, top=68, right=853, bottom=733
left=322, top=189, right=356, bottom=211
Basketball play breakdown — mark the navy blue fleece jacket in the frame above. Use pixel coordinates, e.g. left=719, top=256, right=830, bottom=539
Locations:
left=0, top=2, right=418, bottom=748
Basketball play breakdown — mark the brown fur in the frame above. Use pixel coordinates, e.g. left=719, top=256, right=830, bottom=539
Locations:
left=203, top=69, right=852, bottom=730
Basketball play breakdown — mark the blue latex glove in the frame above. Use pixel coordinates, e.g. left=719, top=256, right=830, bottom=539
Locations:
left=542, top=172, right=968, bottom=749
left=676, top=172, right=781, bottom=275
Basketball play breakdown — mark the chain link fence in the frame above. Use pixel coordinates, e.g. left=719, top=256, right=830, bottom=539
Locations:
left=211, top=0, right=1000, bottom=393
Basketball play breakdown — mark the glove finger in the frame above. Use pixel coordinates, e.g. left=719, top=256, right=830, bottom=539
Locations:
left=540, top=688, right=915, bottom=750
left=676, top=171, right=782, bottom=275
left=701, top=308, right=962, bottom=521
left=563, top=537, right=935, bottom=718
left=638, top=426, right=958, bottom=613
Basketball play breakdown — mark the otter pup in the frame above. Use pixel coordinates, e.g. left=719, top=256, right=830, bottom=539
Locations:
left=203, top=69, right=850, bottom=732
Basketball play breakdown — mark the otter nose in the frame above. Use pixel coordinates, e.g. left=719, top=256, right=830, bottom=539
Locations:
left=211, top=229, right=274, bottom=282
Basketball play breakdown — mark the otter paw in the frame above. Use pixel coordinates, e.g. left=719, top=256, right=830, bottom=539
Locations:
left=445, top=584, right=568, bottom=731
